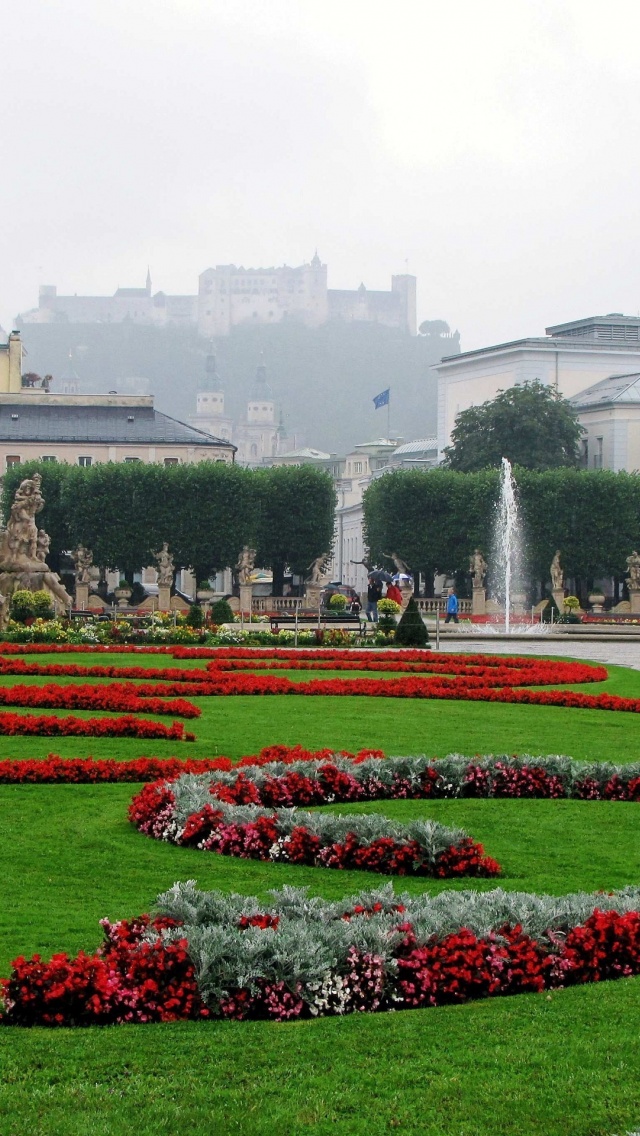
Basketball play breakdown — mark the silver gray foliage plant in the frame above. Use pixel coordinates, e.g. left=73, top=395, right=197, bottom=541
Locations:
left=150, top=880, right=640, bottom=1012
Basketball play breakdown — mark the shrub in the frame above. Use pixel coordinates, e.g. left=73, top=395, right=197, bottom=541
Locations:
left=329, top=593, right=348, bottom=610
left=395, top=596, right=429, bottom=647
left=211, top=598, right=235, bottom=624
left=185, top=603, right=204, bottom=629
left=541, top=594, right=561, bottom=623
left=10, top=589, right=55, bottom=623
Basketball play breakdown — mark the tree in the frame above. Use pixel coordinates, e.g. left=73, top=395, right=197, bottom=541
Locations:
left=443, top=381, right=584, bottom=472
left=167, top=463, right=257, bottom=583
left=363, top=467, right=640, bottom=598
left=253, top=466, right=336, bottom=595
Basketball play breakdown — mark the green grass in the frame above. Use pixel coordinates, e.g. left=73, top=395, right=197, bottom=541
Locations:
left=0, top=649, right=639, bottom=1135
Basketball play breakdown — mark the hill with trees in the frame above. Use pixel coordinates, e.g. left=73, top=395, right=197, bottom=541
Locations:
left=17, top=319, right=459, bottom=455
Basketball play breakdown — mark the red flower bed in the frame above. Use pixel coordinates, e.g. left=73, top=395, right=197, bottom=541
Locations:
left=0, top=754, right=236, bottom=783
left=0, top=711, right=193, bottom=741
left=0, top=681, right=199, bottom=718
left=2, top=915, right=208, bottom=1026
left=4, top=906, right=639, bottom=1026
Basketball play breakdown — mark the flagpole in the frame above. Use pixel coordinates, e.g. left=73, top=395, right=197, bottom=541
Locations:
left=387, top=389, right=391, bottom=439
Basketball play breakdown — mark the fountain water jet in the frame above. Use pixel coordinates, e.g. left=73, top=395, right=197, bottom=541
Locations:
left=493, top=457, right=523, bottom=634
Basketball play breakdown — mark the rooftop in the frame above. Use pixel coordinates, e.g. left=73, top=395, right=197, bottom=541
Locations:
left=438, top=335, right=640, bottom=366
left=0, top=396, right=235, bottom=448
left=570, top=373, right=640, bottom=409
left=393, top=437, right=438, bottom=456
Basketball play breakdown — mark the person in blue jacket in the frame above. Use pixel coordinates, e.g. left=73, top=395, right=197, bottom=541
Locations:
left=444, top=587, right=459, bottom=624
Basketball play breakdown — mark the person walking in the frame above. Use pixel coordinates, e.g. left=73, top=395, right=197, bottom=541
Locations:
left=366, top=576, right=382, bottom=621
left=444, top=587, right=459, bottom=624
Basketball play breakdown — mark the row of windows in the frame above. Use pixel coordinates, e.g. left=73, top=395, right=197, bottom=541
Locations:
left=5, top=455, right=182, bottom=470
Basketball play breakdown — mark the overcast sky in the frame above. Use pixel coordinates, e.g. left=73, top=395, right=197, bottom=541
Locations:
left=3, top=0, right=640, bottom=348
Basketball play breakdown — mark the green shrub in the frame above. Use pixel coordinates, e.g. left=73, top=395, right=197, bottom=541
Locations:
left=395, top=596, right=430, bottom=647
left=211, top=598, right=235, bottom=624
left=329, top=593, right=348, bottom=609
left=9, top=589, right=55, bottom=623
left=185, top=603, right=204, bottom=628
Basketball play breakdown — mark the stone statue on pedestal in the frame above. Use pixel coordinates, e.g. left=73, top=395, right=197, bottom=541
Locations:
left=154, top=542, right=174, bottom=587
left=236, top=546, right=256, bottom=586
left=469, top=548, right=487, bottom=587
left=73, top=545, right=93, bottom=584
left=550, top=550, right=564, bottom=592
left=307, top=554, right=331, bottom=587
left=625, top=550, right=640, bottom=591
left=0, top=474, right=72, bottom=619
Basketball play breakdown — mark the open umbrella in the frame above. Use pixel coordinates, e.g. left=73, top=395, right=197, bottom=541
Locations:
left=368, top=569, right=393, bottom=583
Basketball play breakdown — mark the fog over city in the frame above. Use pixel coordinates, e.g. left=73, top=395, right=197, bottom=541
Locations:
left=4, top=0, right=640, bottom=347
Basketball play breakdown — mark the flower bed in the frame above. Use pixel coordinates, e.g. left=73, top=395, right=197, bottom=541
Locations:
left=0, top=712, right=193, bottom=740
left=130, top=773, right=500, bottom=879
left=0, top=681, right=199, bottom=718
left=4, top=882, right=639, bottom=1026
left=2, top=747, right=639, bottom=795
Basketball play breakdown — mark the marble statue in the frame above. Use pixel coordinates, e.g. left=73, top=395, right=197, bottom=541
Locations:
left=470, top=548, right=487, bottom=587
left=236, top=546, right=256, bottom=586
left=154, top=542, right=174, bottom=587
left=550, top=550, right=563, bottom=592
left=72, top=545, right=94, bottom=584
left=625, top=550, right=640, bottom=590
left=307, top=554, right=331, bottom=587
left=0, top=474, right=72, bottom=616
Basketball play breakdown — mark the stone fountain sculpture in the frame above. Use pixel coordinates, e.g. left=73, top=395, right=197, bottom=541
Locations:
left=0, top=473, right=72, bottom=626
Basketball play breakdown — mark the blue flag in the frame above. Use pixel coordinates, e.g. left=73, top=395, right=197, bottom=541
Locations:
left=373, top=388, right=390, bottom=409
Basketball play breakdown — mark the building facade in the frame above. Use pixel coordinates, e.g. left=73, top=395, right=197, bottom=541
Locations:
left=190, top=352, right=284, bottom=465
left=570, top=373, right=640, bottom=472
left=18, top=258, right=417, bottom=338
left=434, top=314, right=640, bottom=455
left=0, top=333, right=235, bottom=471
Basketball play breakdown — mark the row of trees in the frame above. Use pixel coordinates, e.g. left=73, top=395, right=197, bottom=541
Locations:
left=364, top=468, right=640, bottom=593
left=1, top=462, right=336, bottom=593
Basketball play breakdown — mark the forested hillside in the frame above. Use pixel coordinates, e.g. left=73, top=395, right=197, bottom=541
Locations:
left=18, top=320, right=459, bottom=454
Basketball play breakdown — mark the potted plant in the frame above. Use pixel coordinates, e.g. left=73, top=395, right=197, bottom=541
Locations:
left=328, top=592, right=348, bottom=612
left=377, top=597, right=401, bottom=634
left=115, top=579, right=132, bottom=606
left=196, top=581, right=215, bottom=602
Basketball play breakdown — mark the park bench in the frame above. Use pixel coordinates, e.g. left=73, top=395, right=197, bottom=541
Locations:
left=269, top=610, right=366, bottom=635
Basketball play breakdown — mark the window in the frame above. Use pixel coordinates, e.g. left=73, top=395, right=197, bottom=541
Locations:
left=41, top=455, right=57, bottom=463
left=124, top=457, right=141, bottom=463
left=594, top=437, right=603, bottom=469
left=6, top=456, right=20, bottom=468
left=78, top=456, right=93, bottom=467
left=164, top=457, right=179, bottom=466
left=354, top=461, right=363, bottom=474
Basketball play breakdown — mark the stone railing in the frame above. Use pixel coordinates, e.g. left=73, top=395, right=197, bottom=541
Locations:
left=414, top=597, right=472, bottom=615
left=251, top=595, right=472, bottom=615
left=251, top=597, right=304, bottom=613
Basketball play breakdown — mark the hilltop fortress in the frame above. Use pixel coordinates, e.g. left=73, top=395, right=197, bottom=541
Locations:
left=18, top=255, right=417, bottom=337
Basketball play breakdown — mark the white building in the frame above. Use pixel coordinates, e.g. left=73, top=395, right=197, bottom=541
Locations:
left=434, top=314, right=640, bottom=456
left=570, top=373, right=640, bottom=472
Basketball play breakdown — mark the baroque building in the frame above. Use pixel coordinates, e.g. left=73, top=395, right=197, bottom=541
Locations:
left=191, top=352, right=284, bottom=465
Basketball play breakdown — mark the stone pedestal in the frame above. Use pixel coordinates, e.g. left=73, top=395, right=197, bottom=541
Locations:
left=157, top=584, right=171, bottom=612
left=629, top=588, right=640, bottom=613
left=511, top=593, right=527, bottom=616
left=239, top=584, right=253, bottom=615
left=304, top=585, right=322, bottom=611
left=472, top=586, right=486, bottom=616
left=75, top=582, right=89, bottom=611
left=552, top=589, right=565, bottom=611
left=588, top=593, right=605, bottom=614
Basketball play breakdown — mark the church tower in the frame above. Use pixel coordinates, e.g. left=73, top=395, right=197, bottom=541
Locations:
left=192, top=348, right=233, bottom=442
left=237, top=353, right=280, bottom=464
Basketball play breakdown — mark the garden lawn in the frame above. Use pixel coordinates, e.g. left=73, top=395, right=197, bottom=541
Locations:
left=0, top=650, right=639, bottom=1136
